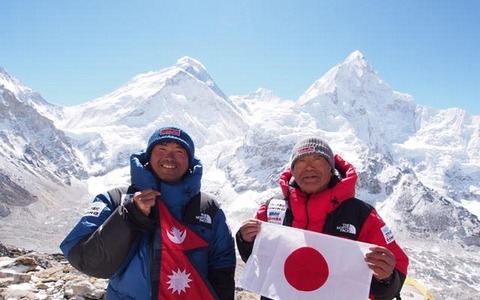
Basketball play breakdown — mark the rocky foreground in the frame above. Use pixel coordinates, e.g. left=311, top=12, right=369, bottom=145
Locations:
left=0, top=243, right=257, bottom=300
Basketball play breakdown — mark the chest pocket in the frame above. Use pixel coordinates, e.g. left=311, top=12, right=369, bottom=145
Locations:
left=265, top=196, right=373, bottom=241
left=182, top=192, right=219, bottom=229
left=323, top=198, right=373, bottom=240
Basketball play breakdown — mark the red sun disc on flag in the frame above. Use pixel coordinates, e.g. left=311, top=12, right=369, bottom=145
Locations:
left=283, top=246, right=329, bottom=291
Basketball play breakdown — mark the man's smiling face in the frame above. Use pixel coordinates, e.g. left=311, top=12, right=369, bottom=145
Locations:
left=292, top=154, right=332, bottom=194
left=149, top=142, right=189, bottom=183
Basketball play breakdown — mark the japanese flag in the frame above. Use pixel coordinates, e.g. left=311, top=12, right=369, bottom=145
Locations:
left=239, top=222, right=373, bottom=300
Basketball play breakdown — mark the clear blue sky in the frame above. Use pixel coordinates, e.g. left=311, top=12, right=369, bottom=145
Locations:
left=1, top=1, right=479, bottom=114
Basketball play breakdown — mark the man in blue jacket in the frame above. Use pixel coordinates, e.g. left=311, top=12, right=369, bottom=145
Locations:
left=60, top=126, right=236, bottom=299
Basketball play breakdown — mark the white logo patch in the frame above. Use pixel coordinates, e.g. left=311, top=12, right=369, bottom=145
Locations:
left=84, top=202, right=107, bottom=217
left=381, top=224, right=395, bottom=244
left=336, top=223, right=357, bottom=235
left=196, top=213, right=212, bottom=224
left=267, top=199, right=287, bottom=225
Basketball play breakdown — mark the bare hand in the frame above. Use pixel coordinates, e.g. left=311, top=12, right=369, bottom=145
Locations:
left=239, top=219, right=262, bottom=242
left=133, top=189, right=160, bottom=216
left=365, top=246, right=396, bottom=280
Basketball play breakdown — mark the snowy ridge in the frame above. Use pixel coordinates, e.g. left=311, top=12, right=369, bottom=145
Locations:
left=0, top=66, right=64, bottom=121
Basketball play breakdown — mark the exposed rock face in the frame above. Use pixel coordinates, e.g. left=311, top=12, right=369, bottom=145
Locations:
left=0, top=243, right=107, bottom=300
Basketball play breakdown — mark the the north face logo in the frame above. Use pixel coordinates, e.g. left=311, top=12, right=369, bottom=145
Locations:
left=336, top=223, right=357, bottom=235
left=196, top=213, right=212, bottom=224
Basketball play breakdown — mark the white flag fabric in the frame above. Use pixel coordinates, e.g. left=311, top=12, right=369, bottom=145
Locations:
left=239, top=222, right=373, bottom=300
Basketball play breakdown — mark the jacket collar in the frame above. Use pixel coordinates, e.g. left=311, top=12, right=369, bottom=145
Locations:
left=279, top=154, right=357, bottom=206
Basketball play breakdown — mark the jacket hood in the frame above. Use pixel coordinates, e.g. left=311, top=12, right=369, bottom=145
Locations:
left=157, top=157, right=203, bottom=219
left=130, top=152, right=203, bottom=220
left=279, top=154, right=357, bottom=206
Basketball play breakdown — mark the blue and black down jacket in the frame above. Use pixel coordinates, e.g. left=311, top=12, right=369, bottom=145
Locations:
left=60, top=153, right=236, bottom=299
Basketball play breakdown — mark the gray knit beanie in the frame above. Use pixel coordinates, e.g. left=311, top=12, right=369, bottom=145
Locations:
left=290, top=137, right=335, bottom=170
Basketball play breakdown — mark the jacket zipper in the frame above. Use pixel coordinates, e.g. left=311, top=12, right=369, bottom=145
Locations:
left=304, top=194, right=311, bottom=229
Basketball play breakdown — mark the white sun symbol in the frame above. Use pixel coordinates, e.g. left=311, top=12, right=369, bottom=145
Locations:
left=167, top=268, right=192, bottom=295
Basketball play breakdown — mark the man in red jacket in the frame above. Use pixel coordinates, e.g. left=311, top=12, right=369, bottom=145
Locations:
left=236, top=137, right=409, bottom=300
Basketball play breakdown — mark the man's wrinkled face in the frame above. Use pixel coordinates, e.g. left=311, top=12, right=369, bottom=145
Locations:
left=292, top=154, right=332, bottom=194
left=149, top=142, right=189, bottom=183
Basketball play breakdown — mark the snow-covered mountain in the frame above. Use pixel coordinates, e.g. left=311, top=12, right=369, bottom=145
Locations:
left=54, top=57, right=248, bottom=177
left=0, top=52, right=479, bottom=299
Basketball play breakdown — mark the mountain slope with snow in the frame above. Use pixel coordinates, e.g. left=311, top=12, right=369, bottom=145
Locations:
left=0, top=52, right=479, bottom=299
